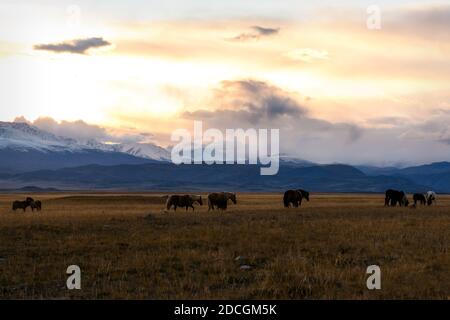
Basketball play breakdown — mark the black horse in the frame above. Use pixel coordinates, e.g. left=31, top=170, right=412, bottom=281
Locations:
left=413, top=193, right=427, bottom=206
left=385, top=189, right=409, bottom=207
left=12, top=197, right=34, bottom=212
left=283, top=190, right=303, bottom=208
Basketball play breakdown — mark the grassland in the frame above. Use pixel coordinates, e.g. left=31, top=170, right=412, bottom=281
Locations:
left=0, top=193, right=449, bottom=299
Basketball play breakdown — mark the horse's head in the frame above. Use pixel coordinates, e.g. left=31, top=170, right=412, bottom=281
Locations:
left=303, top=191, right=310, bottom=201
left=229, top=193, right=237, bottom=204
left=197, top=196, right=203, bottom=206
left=26, top=197, right=34, bottom=203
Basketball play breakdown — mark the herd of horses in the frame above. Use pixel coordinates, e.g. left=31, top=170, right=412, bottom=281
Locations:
left=12, top=197, right=42, bottom=212
left=163, top=189, right=312, bottom=212
left=163, top=188, right=437, bottom=212
left=164, top=192, right=237, bottom=211
left=384, top=189, right=437, bottom=207
left=9, top=189, right=438, bottom=213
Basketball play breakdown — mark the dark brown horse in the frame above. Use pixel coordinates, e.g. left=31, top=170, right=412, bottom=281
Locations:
left=12, top=197, right=34, bottom=212
left=283, top=190, right=303, bottom=208
left=166, top=195, right=203, bottom=211
left=413, top=193, right=426, bottom=206
left=207, top=192, right=237, bottom=211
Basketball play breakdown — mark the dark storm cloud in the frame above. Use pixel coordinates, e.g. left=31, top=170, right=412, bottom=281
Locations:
left=184, top=80, right=305, bottom=123
left=182, top=79, right=363, bottom=149
left=34, top=37, right=111, bottom=55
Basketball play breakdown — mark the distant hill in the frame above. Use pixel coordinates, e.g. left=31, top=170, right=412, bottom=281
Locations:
left=1, top=121, right=450, bottom=192
left=3, top=162, right=429, bottom=193
left=358, top=162, right=450, bottom=192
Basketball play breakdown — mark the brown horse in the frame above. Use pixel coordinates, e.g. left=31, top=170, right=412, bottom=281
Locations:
left=207, top=192, right=237, bottom=211
left=283, top=190, right=303, bottom=208
left=166, top=195, right=203, bottom=211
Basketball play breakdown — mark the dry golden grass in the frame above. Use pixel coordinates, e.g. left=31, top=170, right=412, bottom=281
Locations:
left=0, top=192, right=449, bottom=299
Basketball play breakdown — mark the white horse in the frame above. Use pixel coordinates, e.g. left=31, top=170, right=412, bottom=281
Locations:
left=425, top=191, right=437, bottom=206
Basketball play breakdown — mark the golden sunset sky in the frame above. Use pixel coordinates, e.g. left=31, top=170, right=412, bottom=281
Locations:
left=1, top=1, right=450, bottom=164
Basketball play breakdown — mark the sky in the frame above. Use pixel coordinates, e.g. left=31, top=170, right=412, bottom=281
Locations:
left=1, top=0, right=450, bottom=166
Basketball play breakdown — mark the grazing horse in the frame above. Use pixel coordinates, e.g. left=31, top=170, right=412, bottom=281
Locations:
left=166, top=195, right=203, bottom=211
left=385, top=189, right=409, bottom=207
left=30, top=200, right=42, bottom=212
left=413, top=193, right=427, bottom=206
left=207, top=192, right=237, bottom=211
left=425, top=191, right=437, bottom=206
left=12, top=197, right=34, bottom=212
left=284, top=190, right=303, bottom=208
left=297, top=189, right=310, bottom=202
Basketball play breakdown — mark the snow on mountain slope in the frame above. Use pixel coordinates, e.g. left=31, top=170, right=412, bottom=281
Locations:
left=0, top=121, right=83, bottom=152
left=0, top=121, right=171, bottom=161
left=111, top=143, right=171, bottom=161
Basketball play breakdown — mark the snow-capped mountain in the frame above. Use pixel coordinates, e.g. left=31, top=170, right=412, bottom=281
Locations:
left=0, top=121, right=170, bottom=160
left=0, top=121, right=171, bottom=173
left=0, top=121, right=83, bottom=152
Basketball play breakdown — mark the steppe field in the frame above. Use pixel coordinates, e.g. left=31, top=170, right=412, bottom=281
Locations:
left=0, top=193, right=449, bottom=300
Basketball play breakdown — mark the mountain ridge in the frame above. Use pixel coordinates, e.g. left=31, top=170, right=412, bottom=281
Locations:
left=1, top=121, right=450, bottom=192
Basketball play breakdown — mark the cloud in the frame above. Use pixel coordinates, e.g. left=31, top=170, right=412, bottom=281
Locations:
left=182, top=80, right=362, bottom=148
left=229, top=25, right=279, bottom=41
left=13, top=116, right=151, bottom=144
left=366, top=116, right=411, bottom=128
left=179, top=79, right=450, bottom=166
left=251, top=26, right=279, bottom=36
left=184, top=80, right=305, bottom=124
left=391, top=5, right=450, bottom=41
left=284, top=48, right=329, bottom=63
left=33, top=37, right=111, bottom=55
